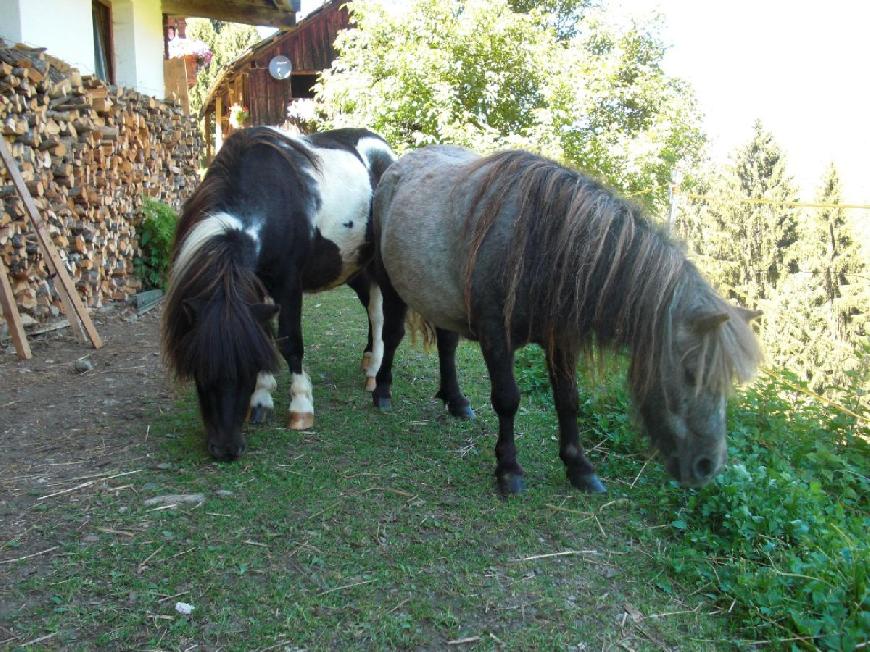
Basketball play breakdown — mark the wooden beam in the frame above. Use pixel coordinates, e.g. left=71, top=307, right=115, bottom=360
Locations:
left=0, top=137, right=103, bottom=350
left=0, top=257, right=31, bottom=360
left=162, top=0, right=296, bottom=27
left=215, top=94, right=223, bottom=151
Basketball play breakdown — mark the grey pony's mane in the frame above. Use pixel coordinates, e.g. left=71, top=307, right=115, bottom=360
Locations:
left=460, top=150, right=761, bottom=397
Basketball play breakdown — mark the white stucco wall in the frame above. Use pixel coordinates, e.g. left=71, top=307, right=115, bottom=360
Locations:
left=0, top=0, right=164, bottom=98
left=0, top=0, right=95, bottom=75
left=112, top=0, right=164, bottom=98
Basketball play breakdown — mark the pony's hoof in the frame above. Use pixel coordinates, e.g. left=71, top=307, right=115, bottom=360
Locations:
left=570, top=472, right=607, bottom=493
left=249, top=405, right=272, bottom=425
left=364, top=376, right=377, bottom=392
left=448, top=403, right=475, bottom=420
left=361, top=352, right=372, bottom=371
left=373, top=396, right=392, bottom=410
left=497, top=473, right=525, bottom=495
left=288, top=411, right=314, bottom=430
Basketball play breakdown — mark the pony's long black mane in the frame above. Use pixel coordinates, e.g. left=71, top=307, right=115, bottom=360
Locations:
left=463, top=150, right=760, bottom=397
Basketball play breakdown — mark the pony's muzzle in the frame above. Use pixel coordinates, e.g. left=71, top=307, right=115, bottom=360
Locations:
left=208, top=439, right=246, bottom=461
left=666, top=452, right=724, bottom=487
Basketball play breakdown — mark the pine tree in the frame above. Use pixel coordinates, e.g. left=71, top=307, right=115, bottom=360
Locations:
left=801, top=164, right=868, bottom=340
left=675, top=121, right=799, bottom=307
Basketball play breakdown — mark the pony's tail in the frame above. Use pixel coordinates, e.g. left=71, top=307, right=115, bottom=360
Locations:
left=405, top=309, right=437, bottom=352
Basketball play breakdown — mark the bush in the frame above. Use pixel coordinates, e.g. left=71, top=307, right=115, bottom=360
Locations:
left=667, top=374, right=869, bottom=649
left=515, top=348, right=869, bottom=648
left=133, top=198, right=178, bottom=290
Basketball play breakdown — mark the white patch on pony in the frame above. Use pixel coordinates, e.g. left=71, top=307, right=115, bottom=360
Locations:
left=245, top=220, right=264, bottom=256
left=308, top=147, right=372, bottom=286
left=288, top=371, right=314, bottom=414
left=249, top=372, right=277, bottom=409
left=174, top=212, right=244, bottom=278
left=355, top=137, right=396, bottom=170
left=366, top=283, right=384, bottom=380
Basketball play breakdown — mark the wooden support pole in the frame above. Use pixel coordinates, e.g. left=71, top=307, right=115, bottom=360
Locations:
left=0, top=257, right=31, bottom=360
left=0, top=136, right=103, bottom=350
left=215, top=94, right=223, bottom=152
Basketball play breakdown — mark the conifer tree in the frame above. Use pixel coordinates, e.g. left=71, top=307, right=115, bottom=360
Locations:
left=676, top=121, right=798, bottom=307
left=801, top=164, right=868, bottom=340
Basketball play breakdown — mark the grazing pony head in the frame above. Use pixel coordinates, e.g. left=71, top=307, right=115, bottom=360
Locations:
left=632, top=273, right=762, bottom=486
left=463, top=150, right=762, bottom=486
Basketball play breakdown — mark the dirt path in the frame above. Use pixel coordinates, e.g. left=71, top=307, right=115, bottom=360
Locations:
left=0, top=308, right=170, bottom=611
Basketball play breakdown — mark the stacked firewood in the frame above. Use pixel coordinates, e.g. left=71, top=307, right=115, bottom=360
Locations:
left=0, top=40, right=202, bottom=329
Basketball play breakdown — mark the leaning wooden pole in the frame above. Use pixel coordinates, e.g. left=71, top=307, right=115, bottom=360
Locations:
left=0, top=136, right=103, bottom=349
left=0, top=256, right=31, bottom=359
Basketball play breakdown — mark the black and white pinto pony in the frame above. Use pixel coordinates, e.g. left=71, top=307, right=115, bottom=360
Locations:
left=371, top=145, right=762, bottom=494
left=162, top=126, right=395, bottom=460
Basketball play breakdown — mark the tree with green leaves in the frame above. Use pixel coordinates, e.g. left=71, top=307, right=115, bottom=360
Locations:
left=186, top=19, right=261, bottom=115
left=508, top=0, right=597, bottom=40
left=315, top=0, right=703, bottom=211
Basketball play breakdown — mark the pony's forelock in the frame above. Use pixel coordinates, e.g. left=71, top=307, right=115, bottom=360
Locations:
left=162, top=231, right=279, bottom=385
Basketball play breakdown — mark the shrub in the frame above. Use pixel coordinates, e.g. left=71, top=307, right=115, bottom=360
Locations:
left=667, top=374, right=869, bottom=649
left=133, top=198, right=178, bottom=290
left=515, top=348, right=869, bottom=648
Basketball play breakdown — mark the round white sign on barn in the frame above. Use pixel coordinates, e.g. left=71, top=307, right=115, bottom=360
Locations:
left=268, top=55, right=293, bottom=80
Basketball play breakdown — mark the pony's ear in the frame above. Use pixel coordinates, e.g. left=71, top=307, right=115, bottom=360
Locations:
left=182, top=298, right=207, bottom=322
left=736, top=306, right=763, bottom=322
left=250, top=303, right=279, bottom=324
left=692, top=311, right=729, bottom=334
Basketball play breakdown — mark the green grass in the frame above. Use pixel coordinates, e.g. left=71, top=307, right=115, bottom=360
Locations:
left=5, top=288, right=865, bottom=650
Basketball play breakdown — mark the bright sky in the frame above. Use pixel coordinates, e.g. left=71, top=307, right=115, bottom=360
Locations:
left=620, top=0, right=870, bottom=203
left=286, top=0, right=869, bottom=203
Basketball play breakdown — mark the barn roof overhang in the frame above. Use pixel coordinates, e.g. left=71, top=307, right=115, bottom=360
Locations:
left=198, top=0, right=340, bottom=119
left=162, top=0, right=299, bottom=28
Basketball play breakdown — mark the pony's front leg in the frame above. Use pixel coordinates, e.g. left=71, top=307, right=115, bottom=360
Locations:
left=276, top=286, right=315, bottom=430
left=434, top=328, right=474, bottom=419
left=546, top=347, right=606, bottom=493
left=479, top=333, right=524, bottom=494
left=249, top=372, right=277, bottom=424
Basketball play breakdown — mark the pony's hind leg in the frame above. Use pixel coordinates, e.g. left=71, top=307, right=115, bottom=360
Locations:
left=347, top=272, right=376, bottom=386
left=546, top=347, right=606, bottom=493
left=372, top=278, right=407, bottom=410
left=479, top=332, right=524, bottom=494
left=249, top=372, right=277, bottom=424
left=364, top=283, right=384, bottom=392
left=434, top=328, right=474, bottom=419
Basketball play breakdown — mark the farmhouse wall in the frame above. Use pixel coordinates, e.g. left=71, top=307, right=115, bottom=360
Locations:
left=0, top=0, right=166, bottom=98
left=0, top=0, right=95, bottom=77
left=0, top=41, right=203, bottom=335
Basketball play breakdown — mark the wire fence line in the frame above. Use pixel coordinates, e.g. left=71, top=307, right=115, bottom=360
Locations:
left=675, top=191, right=870, bottom=211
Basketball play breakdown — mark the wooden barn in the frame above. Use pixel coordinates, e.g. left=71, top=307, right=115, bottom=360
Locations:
left=200, top=0, right=349, bottom=155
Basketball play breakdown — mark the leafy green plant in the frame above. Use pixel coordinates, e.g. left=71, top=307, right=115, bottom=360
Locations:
left=514, top=347, right=869, bottom=649
left=665, top=373, right=869, bottom=650
left=133, top=198, right=178, bottom=290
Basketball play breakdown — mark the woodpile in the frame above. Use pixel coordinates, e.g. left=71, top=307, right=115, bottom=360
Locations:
left=0, top=40, right=202, bottom=332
